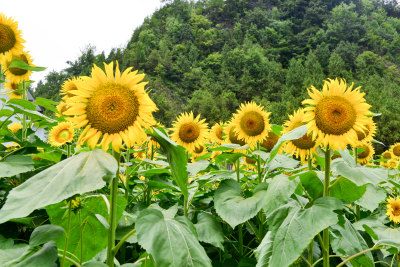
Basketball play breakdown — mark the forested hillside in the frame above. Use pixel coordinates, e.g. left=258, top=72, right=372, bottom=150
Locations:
left=34, top=0, right=400, bottom=151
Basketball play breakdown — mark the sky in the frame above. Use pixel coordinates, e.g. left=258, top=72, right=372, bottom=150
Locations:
left=2, top=0, right=164, bottom=87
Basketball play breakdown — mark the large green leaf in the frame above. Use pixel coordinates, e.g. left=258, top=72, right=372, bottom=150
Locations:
left=194, top=212, right=224, bottom=250
left=136, top=208, right=212, bottom=267
left=187, top=160, right=210, bottom=176
left=47, top=196, right=127, bottom=264
left=214, top=179, right=269, bottom=229
left=268, top=125, right=308, bottom=163
left=0, top=155, right=34, bottom=177
left=265, top=197, right=342, bottom=267
left=148, top=128, right=188, bottom=198
left=14, top=242, right=58, bottom=267
left=263, top=174, right=299, bottom=216
left=254, top=231, right=274, bottom=267
left=8, top=58, right=46, bottom=72
left=355, top=184, right=387, bottom=212
left=297, top=171, right=323, bottom=199
left=29, top=225, right=64, bottom=247
left=330, top=218, right=374, bottom=267
left=0, top=149, right=117, bottom=224
left=330, top=177, right=366, bottom=202
left=333, top=162, right=387, bottom=186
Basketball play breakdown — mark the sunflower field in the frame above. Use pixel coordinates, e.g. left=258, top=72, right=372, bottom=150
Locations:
left=2, top=11, right=400, bottom=267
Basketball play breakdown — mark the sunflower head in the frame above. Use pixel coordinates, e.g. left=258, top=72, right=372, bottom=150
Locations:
left=302, top=79, right=371, bottom=151
left=0, top=14, right=25, bottom=54
left=2, top=50, right=33, bottom=84
left=386, top=196, right=400, bottom=224
left=61, top=77, right=85, bottom=100
left=356, top=143, right=374, bottom=165
left=232, top=102, right=271, bottom=147
left=48, top=122, right=75, bottom=147
left=355, top=117, right=376, bottom=146
left=210, top=122, right=225, bottom=145
left=261, top=131, right=280, bottom=152
left=387, top=159, right=399, bottom=169
left=390, top=143, right=400, bottom=160
left=7, top=121, right=22, bottom=133
left=171, top=112, right=209, bottom=153
left=282, top=109, right=319, bottom=162
left=224, top=123, right=246, bottom=146
left=64, top=61, right=157, bottom=152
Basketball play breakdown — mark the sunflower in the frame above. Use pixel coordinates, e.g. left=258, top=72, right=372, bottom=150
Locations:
left=64, top=62, right=157, bottom=152
left=390, top=143, right=400, bottom=160
left=0, top=14, right=25, bottom=55
left=191, top=145, right=208, bottom=161
left=232, top=102, right=271, bottom=147
left=387, top=159, right=399, bottom=169
left=380, top=150, right=393, bottom=167
left=386, top=196, right=400, bottom=224
left=224, top=123, right=246, bottom=146
left=7, top=121, right=22, bottom=133
left=210, top=122, right=225, bottom=145
left=261, top=131, right=280, bottom=152
left=354, top=117, right=376, bottom=146
left=61, top=77, right=86, bottom=100
left=48, top=122, right=75, bottom=147
left=356, top=143, right=374, bottom=165
left=282, top=109, right=319, bottom=162
left=302, top=79, right=371, bottom=151
left=171, top=112, right=208, bottom=153
left=2, top=50, right=33, bottom=84
left=56, top=102, right=70, bottom=117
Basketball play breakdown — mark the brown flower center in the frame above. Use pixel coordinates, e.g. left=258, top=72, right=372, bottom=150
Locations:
left=393, top=145, right=400, bottom=157
left=239, top=111, right=265, bottom=136
left=86, top=83, right=139, bottom=134
left=0, top=24, right=16, bottom=53
left=315, top=96, right=356, bottom=135
left=357, top=145, right=370, bottom=159
left=229, top=126, right=246, bottom=146
left=179, top=122, right=200, bottom=143
left=8, top=54, right=29, bottom=76
left=393, top=204, right=400, bottom=216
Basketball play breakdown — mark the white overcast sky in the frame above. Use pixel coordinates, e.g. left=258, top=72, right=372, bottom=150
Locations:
left=2, top=0, right=163, bottom=87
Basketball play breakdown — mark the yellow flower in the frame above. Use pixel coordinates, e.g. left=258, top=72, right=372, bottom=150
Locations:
left=387, top=159, right=399, bottom=169
left=224, top=123, right=246, bottom=146
left=61, top=77, right=86, bottom=100
left=48, top=122, right=75, bottom=147
left=380, top=150, right=393, bottom=167
left=356, top=143, right=374, bottom=165
left=56, top=102, right=70, bottom=117
left=354, top=117, right=376, bottom=146
left=282, top=109, right=319, bottom=162
left=210, top=122, right=225, bottom=145
left=2, top=50, right=33, bottom=84
left=191, top=145, right=208, bottom=161
left=171, top=112, right=209, bottom=153
left=302, top=79, right=371, bottom=151
left=231, top=102, right=271, bottom=147
left=7, top=121, right=22, bottom=133
left=261, top=131, right=280, bottom=152
left=386, top=196, right=400, bottom=223
left=64, top=61, right=157, bottom=152
left=390, top=143, right=400, bottom=161
left=0, top=14, right=25, bottom=55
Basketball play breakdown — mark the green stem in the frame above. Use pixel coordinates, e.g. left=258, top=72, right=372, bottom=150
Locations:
left=308, top=240, right=314, bottom=265
left=124, top=148, right=130, bottom=201
left=79, top=210, right=83, bottom=265
left=238, top=224, right=243, bottom=257
left=184, top=196, right=188, bottom=217
left=354, top=147, right=361, bottom=221
left=112, top=229, right=136, bottom=256
left=67, top=144, right=71, bottom=158
left=336, top=246, right=382, bottom=267
left=106, top=151, right=121, bottom=267
left=323, top=147, right=331, bottom=267
left=236, top=158, right=240, bottom=183
left=308, top=151, right=313, bottom=171
left=61, top=202, right=73, bottom=267
left=257, top=142, right=262, bottom=184
left=58, top=254, right=81, bottom=267
left=21, top=81, right=27, bottom=141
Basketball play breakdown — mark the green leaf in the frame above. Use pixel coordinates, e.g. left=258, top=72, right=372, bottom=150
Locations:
left=297, top=171, right=323, bottom=199
left=0, top=155, right=34, bottom=177
left=210, top=143, right=249, bottom=151
left=214, top=179, right=269, bottom=229
left=14, top=242, right=58, bottom=267
left=338, top=148, right=356, bottom=167
left=148, top=128, right=188, bottom=198
left=268, top=125, right=308, bottom=163
left=355, top=184, right=387, bottom=212
left=330, top=177, right=366, bottom=202
left=34, top=97, right=59, bottom=113
left=29, top=225, right=64, bottom=247
left=214, top=152, right=245, bottom=164
left=0, top=150, right=117, bottom=224
left=330, top=218, right=374, bottom=267
left=8, top=58, right=46, bottom=72
left=136, top=209, right=212, bottom=267
left=47, top=196, right=127, bottom=264
left=266, top=197, right=342, bottom=267
left=267, top=153, right=299, bottom=171
left=187, top=160, right=210, bottom=176
left=8, top=103, right=56, bottom=122
left=263, top=174, right=299, bottom=216
left=333, top=161, right=387, bottom=186
left=8, top=98, right=36, bottom=110
left=28, top=151, right=62, bottom=162
left=254, top=231, right=273, bottom=267
left=194, top=212, right=224, bottom=250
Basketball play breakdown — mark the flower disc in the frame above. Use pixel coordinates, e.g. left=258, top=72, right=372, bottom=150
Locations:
left=211, top=122, right=224, bottom=145
left=356, top=143, right=374, bottom=165
left=65, top=61, right=158, bottom=152
left=390, top=143, right=400, bottom=160
left=1, top=50, right=33, bottom=84
left=171, top=112, right=208, bottom=153
left=232, top=102, right=271, bottom=147
left=261, top=131, right=280, bottom=152
left=302, top=78, right=371, bottom=151
left=224, top=123, right=246, bottom=146
left=388, top=159, right=399, bottom=169
left=48, top=122, right=75, bottom=147
left=0, top=14, right=25, bottom=54
left=386, top=196, right=400, bottom=223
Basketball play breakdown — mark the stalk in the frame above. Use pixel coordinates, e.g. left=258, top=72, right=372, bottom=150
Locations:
left=235, top=158, right=243, bottom=256
left=21, top=81, right=27, bottom=141
left=79, top=210, right=83, bottom=264
left=323, top=147, right=331, bottom=267
left=354, top=147, right=361, bottom=221
left=61, top=203, right=73, bottom=267
left=308, top=240, right=314, bottom=265
left=256, top=142, right=262, bottom=184
left=106, top=151, right=121, bottom=267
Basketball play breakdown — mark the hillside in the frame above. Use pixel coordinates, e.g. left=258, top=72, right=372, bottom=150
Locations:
left=34, top=0, right=400, bottom=151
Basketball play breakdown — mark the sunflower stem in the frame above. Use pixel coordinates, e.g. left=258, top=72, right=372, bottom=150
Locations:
left=323, top=147, right=331, bottom=267
left=21, top=81, right=27, bottom=141
left=124, top=148, right=130, bottom=201
left=79, top=209, right=83, bottom=265
left=257, top=142, right=262, bottom=184
left=308, top=240, right=314, bottom=265
left=308, top=151, right=313, bottom=171
left=235, top=158, right=244, bottom=256
left=354, top=147, right=361, bottom=221
left=106, top=151, right=121, bottom=267
left=184, top=195, right=188, bottom=217
left=61, top=201, right=73, bottom=267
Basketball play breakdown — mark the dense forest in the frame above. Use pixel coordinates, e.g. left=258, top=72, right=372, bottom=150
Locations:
left=34, top=0, right=400, bottom=152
